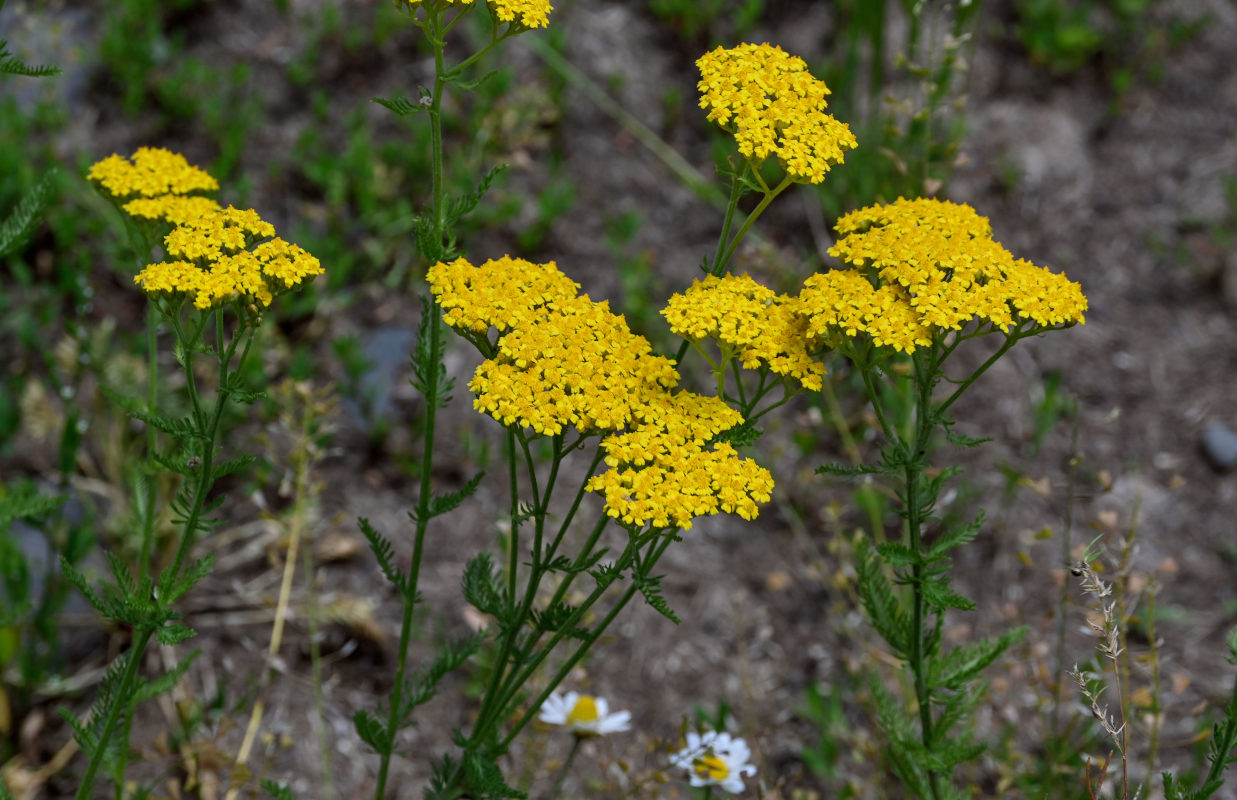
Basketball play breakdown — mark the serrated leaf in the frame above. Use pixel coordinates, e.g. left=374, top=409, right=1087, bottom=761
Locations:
left=711, top=420, right=761, bottom=449
left=133, top=649, right=201, bottom=704
left=417, top=470, right=485, bottom=521
left=353, top=708, right=391, bottom=754
left=462, top=753, right=526, bottom=799
left=926, top=511, right=984, bottom=561
left=875, top=541, right=918, bottom=567
left=446, top=163, right=508, bottom=224
left=155, top=622, right=197, bottom=646
left=60, top=556, right=109, bottom=619
left=529, top=602, right=589, bottom=639
left=816, top=461, right=888, bottom=478
left=0, top=481, right=65, bottom=526
left=855, top=539, right=910, bottom=657
left=0, top=169, right=57, bottom=258
left=634, top=573, right=679, bottom=624
left=160, top=554, right=215, bottom=605
left=222, top=373, right=264, bottom=405
left=921, top=580, right=977, bottom=613
left=930, top=627, right=1027, bottom=690
left=400, top=631, right=486, bottom=721
left=449, top=69, right=501, bottom=92
left=0, top=40, right=61, bottom=78
left=462, top=552, right=506, bottom=620
left=358, top=517, right=409, bottom=596
left=373, top=90, right=428, bottom=116
left=129, top=409, right=205, bottom=440
left=212, top=454, right=256, bottom=481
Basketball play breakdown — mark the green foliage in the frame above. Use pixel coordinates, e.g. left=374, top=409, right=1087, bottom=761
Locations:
left=1014, top=0, right=1203, bottom=100
left=0, top=37, right=61, bottom=78
left=0, top=169, right=57, bottom=259
left=357, top=517, right=411, bottom=597
left=1165, top=626, right=1237, bottom=798
left=634, top=572, right=680, bottom=624
left=462, top=551, right=510, bottom=623
left=262, top=781, right=298, bottom=800
left=646, top=0, right=763, bottom=44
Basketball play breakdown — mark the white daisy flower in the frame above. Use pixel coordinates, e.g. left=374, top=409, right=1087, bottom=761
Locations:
left=669, top=730, right=757, bottom=794
left=538, top=691, right=632, bottom=737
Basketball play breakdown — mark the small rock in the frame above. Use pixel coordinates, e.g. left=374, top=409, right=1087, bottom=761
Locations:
left=1200, top=425, right=1237, bottom=471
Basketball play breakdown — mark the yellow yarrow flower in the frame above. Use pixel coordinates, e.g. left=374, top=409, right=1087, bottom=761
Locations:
left=135, top=207, right=322, bottom=311
left=468, top=295, right=679, bottom=436
left=434, top=255, right=773, bottom=530
left=799, top=198, right=1087, bottom=353
left=122, top=194, right=222, bottom=227
left=697, top=43, right=857, bottom=184
left=394, top=0, right=551, bottom=27
left=489, top=0, right=552, bottom=28
left=87, top=147, right=218, bottom=200
left=427, top=256, right=581, bottom=335
left=662, top=273, right=825, bottom=391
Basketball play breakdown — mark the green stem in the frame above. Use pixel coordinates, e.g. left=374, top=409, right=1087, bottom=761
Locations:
left=674, top=171, right=782, bottom=366
left=497, top=531, right=675, bottom=752
left=907, top=350, right=943, bottom=799
left=375, top=219, right=447, bottom=800
left=72, top=628, right=154, bottom=800
left=547, top=736, right=582, bottom=800
left=715, top=174, right=793, bottom=273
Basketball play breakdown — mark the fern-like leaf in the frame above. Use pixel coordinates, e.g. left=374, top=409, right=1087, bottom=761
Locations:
left=462, top=552, right=506, bottom=620
left=634, top=573, right=679, bottom=624
left=0, top=169, right=56, bottom=258
left=409, top=470, right=485, bottom=525
left=358, top=517, right=409, bottom=596
left=0, top=40, right=61, bottom=78
left=930, top=627, right=1027, bottom=691
left=446, top=163, right=508, bottom=224
left=855, top=539, right=910, bottom=657
left=353, top=708, right=391, bottom=754
left=133, top=649, right=201, bottom=703
left=0, top=481, right=64, bottom=526
left=816, top=461, right=889, bottom=477
left=373, top=90, right=428, bottom=116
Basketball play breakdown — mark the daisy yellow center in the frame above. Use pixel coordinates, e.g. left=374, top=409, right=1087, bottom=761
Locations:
left=567, top=696, right=599, bottom=725
left=693, top=754, right=729, bottom=781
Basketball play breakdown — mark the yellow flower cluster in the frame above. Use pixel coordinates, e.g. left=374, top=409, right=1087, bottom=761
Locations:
left=697, top=43, right=857, bottom=184
left=429, top=256, right=773, bottom=530
left=586, top=393, right=773, bottom=530
left=662, top=273, right=824, bottom=391
left=427, top=256, right=581, bottom=335
left=395, top=0, right=552, bottom=27
left=91, top=149, right=323, bottom=311
left=797, top=198, right=1087, bottom=352
left=87, top=147, right=219, bottom=200
left=135, top=206, right=321, bottom=310
left=490, top=0, right=552, bottom=28
left=122, top=194, right=222, bottom=227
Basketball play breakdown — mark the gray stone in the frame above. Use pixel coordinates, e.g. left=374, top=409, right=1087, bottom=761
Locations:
left=1201, top=425, right=1237, bottom=471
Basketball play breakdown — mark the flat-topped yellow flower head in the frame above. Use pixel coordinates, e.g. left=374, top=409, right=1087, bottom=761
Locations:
left=427, top=256, right=581, bottom=335
left=489, top=0, right=552, bottom=28
left=799, top=198, right=1087, bottom=353
left=134, top=206, right=322, bottom=311
left=697, top=43, right=857, bottom=184
left=663, top=273, right=825, bottom=390
left=433, top=255, right=774, bottom=530
left=394, top=0, right=551, bottom=27
left=87, top=147, right=218, bottom=200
